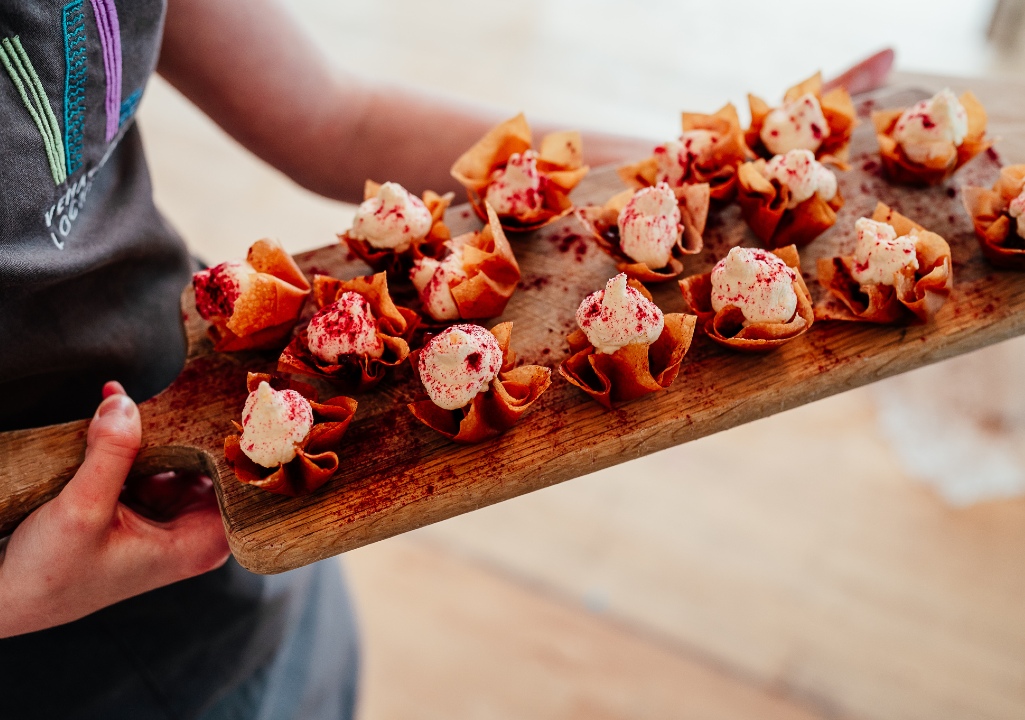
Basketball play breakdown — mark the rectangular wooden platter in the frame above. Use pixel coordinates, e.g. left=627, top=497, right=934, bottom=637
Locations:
left=201, top=85, right=1021, bottom=573
left=2, top=81, right=1023, bottom=574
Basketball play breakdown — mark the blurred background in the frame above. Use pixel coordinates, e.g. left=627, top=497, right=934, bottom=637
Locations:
left=140, top=2, right=1025, bottom=718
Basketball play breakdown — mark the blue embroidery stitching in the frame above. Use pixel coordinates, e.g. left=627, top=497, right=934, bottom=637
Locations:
left=119, top=88, right=141, bottom=126
left=62, top=0, right=88, bottom=176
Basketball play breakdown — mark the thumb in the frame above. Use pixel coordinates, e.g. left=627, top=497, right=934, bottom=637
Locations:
left=62, top=390, right=142, bottom=526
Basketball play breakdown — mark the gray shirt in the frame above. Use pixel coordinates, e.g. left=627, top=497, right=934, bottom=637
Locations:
left=0, top=0, right=189, bottom=429
left=0, top=3, right=356, bottom=717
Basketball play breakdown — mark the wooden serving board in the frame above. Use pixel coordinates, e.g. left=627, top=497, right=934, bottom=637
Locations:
left=2, top=84, right=1024, bottom=574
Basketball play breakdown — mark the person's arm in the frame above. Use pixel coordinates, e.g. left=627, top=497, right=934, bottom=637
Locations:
left=157, top=0, right=654, bottom=204
left=0, top=383, right=229, bottom=637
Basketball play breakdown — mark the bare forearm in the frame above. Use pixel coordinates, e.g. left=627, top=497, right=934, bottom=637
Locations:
left=158, top=0, right=654, bottom=203
left=284, top=83, right=656, bottom=200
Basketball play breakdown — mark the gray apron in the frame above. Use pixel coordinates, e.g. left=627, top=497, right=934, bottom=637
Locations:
left=0, top=3, right=358, bottom=717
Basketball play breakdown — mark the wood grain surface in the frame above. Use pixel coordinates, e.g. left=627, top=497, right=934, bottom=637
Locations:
left=1, top=85, right=1022, bottom=574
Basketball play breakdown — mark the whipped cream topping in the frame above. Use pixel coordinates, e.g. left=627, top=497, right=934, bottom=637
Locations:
left=575, top=273, right=664, bottom=354
left=306, top=291, right=383, bottom=363
left=485, top=150, right=544, bottom=218
left=760, top=93, right=830, bottom=156
left=762, top=149, right=838, bottom=209
left=418, top=324, right=504, bottom=410
left=893, top=89, right=968, bottom=165
left=193, top=260, right=255, bottom=320
left=350, top=182, right=433, bottom=252
left=410, top=238, right=469, bottom=321
left=710, top=247, right=798, bottom=325
left=239, top=381, right=314, bottom=468
left=654, top=129, right=717, bottom=187
left=850, top=218, right=919, bottom=286
left=1009, top=187, right=1025, bottom=239
left=617, top=183, right=681, bottom=268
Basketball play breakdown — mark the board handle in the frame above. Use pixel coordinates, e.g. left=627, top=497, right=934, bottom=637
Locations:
left=0, top=403, right=218, bottom=537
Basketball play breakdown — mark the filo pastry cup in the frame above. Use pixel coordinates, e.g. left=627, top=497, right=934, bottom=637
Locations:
left=340, top=180, right=455, bottom=277
left=736, top=158, right=844, bottom=249
left=450, top=113, right=589, bottom=232
left=872, top=91, right=989, bottom=186
left=408, top=322, right=551, bottom=444
left=278, top=272, right=419, bottom=392
left=618, top=103, right=754, bottom=203
left=193, top=239, right=311, bottom=352
left=411, top=203, right=521, bottom=321
left=816, top=203, right=952, bottom=324
left=224, top=373, right=358, bottom=497
left=746, top=72, right=856, bottom=164
left=961, top=164, right=1025, bottom=270
left=574, top=183, right=709, bottom=282
left=559, top=278, right=696, bottom=408
left=678, top=245, right=814, bottom=352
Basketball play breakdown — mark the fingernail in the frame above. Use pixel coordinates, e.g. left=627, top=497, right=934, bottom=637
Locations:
left=102, top=380, right=127, bottom=399
left=97, top=394, right=135, bottom=419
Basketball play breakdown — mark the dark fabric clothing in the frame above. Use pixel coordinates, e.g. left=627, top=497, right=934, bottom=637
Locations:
left=0, top=0, right=190, bottom=430
left=198, top=564, right=361, bottom=720
left=0, top=558, right=276, bottom=720
left=0, top=2, right=358, bottom=717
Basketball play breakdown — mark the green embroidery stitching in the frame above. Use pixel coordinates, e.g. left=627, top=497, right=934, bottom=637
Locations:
left=0, top=36, right=67, bottom=185
left=11, top=37, right=66, bottom=174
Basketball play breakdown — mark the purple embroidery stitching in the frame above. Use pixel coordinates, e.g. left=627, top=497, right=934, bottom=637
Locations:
left=88, top=0, right=122, bottom=142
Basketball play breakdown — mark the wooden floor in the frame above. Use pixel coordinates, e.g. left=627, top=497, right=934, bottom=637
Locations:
left=352, top=391, right=1025, bottom=720
left=137, top=3, right=1025, bottom=719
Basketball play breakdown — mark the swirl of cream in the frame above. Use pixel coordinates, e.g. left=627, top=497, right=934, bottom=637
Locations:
left=485, top=150, right=544, bottom=218
left=654, top=129, right=717, bottom=187
left=850, top=218, right=919, bottom=286
left=418, top=324, right=504, bottom=410
left=760, top=93, right=830, bottom=155
left=306, top=292, right=383, bottom=363
left=617, top=183, right=681, bottom=268
left=762, top=149, right=837, bottom=209
left=192, top=260, right=255, bottom=320
left=710, top=247, right=797, bottom=324
left=893, top=89, right=968, bottom=165
left=239, top=381, right=314, bottom=468
left=410, top=237, right=470, bottom=321
left=575, top=273, right=664, bottom=354
left=350, top=182, right=433, bottom=252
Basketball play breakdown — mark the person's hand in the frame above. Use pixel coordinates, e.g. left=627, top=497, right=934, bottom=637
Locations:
left=0, top=382, right=230, bottom=637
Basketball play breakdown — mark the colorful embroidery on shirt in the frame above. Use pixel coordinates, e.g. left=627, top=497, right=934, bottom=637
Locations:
left=62, top=0, right=89, bottom=176
left=0, top=36, right=68, bottom=185
left=119, top=88, right=141, bottom=126
left=89, top=0, right=122, bottom=142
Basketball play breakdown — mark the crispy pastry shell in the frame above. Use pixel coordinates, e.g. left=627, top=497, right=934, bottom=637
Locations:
left=224, top=373, right=357, bottom=497
left=872, top=91, right=989, bottom=186
left=961, top=164, right=1025, bottom=270
left=815, top=202, right=953, bottom=323
left=340, top=180, right=455, bottom=276
left=278, top=272, right=419, bottom=392
left=574, top=184, right=709, bottom=282
left=559, top=311, right=697, bottom=409
left=678, top=245, right=814, bottom=352
left=736, top=160, right=844, bottom=249
left=618, top=103, right=754, bottom=203
left=206, top=239, right=311, bottom=352
left=558, top=279, right=694, bottom=406
left=418, top=203, right=522, bottom=321
left=407, top=322, right=551, bottom=444
left=450, top=113, right=590, bottom=232
left=746, top=72, right=856, bottom=164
